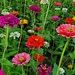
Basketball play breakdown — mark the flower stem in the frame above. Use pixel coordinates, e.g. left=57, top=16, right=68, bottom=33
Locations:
left=56, top=38, right=70, bottom=75
left=3, top=0, right=6, bottom=9
left=2, top=26, right=9, bottom=68
left=22, top=66, right=25, bottom=75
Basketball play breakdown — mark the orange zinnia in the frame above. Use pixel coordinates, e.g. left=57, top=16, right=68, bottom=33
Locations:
left=34, top=54, right=44, bottom=62
left=10, top=10, right=19, bottom=15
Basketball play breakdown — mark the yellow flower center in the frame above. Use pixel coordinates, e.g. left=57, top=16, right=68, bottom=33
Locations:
left=18, top=56, right=25, bottom=62
left=35, top=38, right=38, bottom=41
left=68, top=64, right=73, bottom=69
left=42, top=67, right=47, bottom=70
left=67, top=28, right=74, bottom=32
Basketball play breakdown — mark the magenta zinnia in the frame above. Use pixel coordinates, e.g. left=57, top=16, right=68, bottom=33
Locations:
left=50, top=16, right=60, bottom=21
left=0, top=14, right=19, bottom=28
left=29, top=5, right=41, bottom=16
left=12, top=52, right=30, bottom=66
left=37, top=64, right=52, bottom=75
left=56, top=24, right=75, bottom=38
left=0, top=69, right=6, bottom=75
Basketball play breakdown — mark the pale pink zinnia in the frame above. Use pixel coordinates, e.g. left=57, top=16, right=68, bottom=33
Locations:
left=54, top=2, right=62, bottom=6
left=12, top=52, right=30, bottom=66
left=56, top=24, right=75, bottom=38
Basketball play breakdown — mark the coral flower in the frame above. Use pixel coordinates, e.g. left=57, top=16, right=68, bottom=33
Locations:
left=37, top=64, right=52, bottom=75
left=26, top=35, right=44, bottom=49
left=34, top=54, right=44, bottom=62
left=56, top=24, right=75, bottom=38
left=34, top=27, right=42, bottom=31
left=29, top=5, right=41, bottom=16
left=54, top=2, right=62, bottom=6
left=10, top=10, right=19, bottom=15
left=65, top=18, right=74, bottom=24
left=72, top=2, right=75, bottom=6
left=12, top=52, right=30, bottom=66
left=0, top=14, right=19, bottom=28
left=0, top=69, right=6, bottom=75
left=50, top=16, right=60, bottom=21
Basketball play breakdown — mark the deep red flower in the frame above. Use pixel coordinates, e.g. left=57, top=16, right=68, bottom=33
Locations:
left=71, top=12, right=75, bottom=15
left=54, top=2, right=62, bottom=6
left=65, top=18, right=74, bottom=24
left=34, top=27, right=42, bottom=31
left=56, top=24, right=75, bottom=38
left=34, top=54, right=44, bottom=62
left=26, top=35, right=44, bottom=49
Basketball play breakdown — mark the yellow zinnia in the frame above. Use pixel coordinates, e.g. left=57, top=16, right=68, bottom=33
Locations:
left=68, top=64, right=72, bottom=69
left=72, top=16, right=75, bottom=21
left=20, top=19, right=28, bottom=25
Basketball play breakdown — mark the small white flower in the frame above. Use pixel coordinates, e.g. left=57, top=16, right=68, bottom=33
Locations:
left=0, top=33, right=5, bottom=38
left=59, top=68, right=65, bottom=75
left=1, top=9, right=9, bottom=15
left=27, top=30, right=34, bottom=33
left=44, top=41, right=50, bottom=48
left=40, top=0, right=48, bottom=4
left=55, top=8, right=61, bottom=11
left=62, top=8, right=68, bottom=12
left=73, top=0, right=75, bottom=2
left=10, top=32, right=20, bottom=39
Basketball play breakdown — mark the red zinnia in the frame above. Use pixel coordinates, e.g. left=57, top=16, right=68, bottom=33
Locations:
left=26, top=35, right=44, bottom=49
left=34, top=27, right=42, bottom=31
left=34, top=54, right=44, bottom=62
left=72, top=12, right=75, bottom=15
left=65, top=18, right=74, bottom=24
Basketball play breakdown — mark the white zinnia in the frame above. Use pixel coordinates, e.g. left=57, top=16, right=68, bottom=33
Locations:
left=0, top=33, right=5, bottom=38
left=73, top=0, right=75, bottom=2
left=55, top=8, right=61, bottom=11
left=10, top=32, right=20, bottom=39
left=62, top=8, right=68, bottom=12
left=59, top=68, right=65, bottom=75
left=27, top=30, right=34, bottom=33
left=40, top=0, right=48, bottom=4
left=44, top=41, right=50, bottom=48
left=1, top=9, right=9, bottom=15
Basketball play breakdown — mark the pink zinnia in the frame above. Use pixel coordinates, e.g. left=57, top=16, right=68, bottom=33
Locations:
left=29, top=5, right=41, bottom=16
left=50, top=16, right=60, bottom=21
left=12, top=52, right=30, bottom=66
left=56, top=24, right=75, bottom=38
left=54, top=2, right=62, bottom=6
left=0, top=69, right=6, bottom=75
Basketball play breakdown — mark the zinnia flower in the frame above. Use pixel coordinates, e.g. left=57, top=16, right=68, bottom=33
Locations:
left=0, top=14, right=19, bottom=28
left=44, top=41, right=50, bottom=48
left=29, top=5, right=41, bottom=16
left=12, top=52, right=30, bottom=66
left=62, top=8, right=68, bottom=12
left=20, top=19, right=28, bottom=25
left=0, top=33, right=5, bottom=38
left=0, top=69, right=6, bottom=75
left=56, top=24, right=75, bottom=38
left=72, top=16, right=75, bottom=21
left=55, top=7, right=61, bottom=11
left=40, top=0, right=48, bottom=4
left=1, top=9, right=9, bottom=15
left=27, top=29, right=34, bottom=34
left=26, top=35, right=44, bottom=49
left=10, top=10, right=19, bottom=15
left=34, top=27, right=42, bottom=31
left=68, top=64, right=73, bottom=69
left=37, top=64, right=52, bottom=75
left=34, top=54, right=44, bottom=62
left=65, top=18, right=74, bottom=24
left=54, top=2, right=62, bottom=6
left=10, top=31, right=20, bottom=39
left=72, top=12, right=75, bottom=15
left=50, top=16, right=60, bottom=21
left=59, top=68, right=65, bottom=75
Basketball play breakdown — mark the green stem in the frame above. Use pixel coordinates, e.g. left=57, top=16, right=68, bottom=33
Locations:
left=56, top=38, right=70, bottom=75
left=42, top=1, right=50, bottom=34
left=2, top=26, right=9, bottom=68
left=18, top=25, right=23, bottom=52
left=3, top=0, right=6, bottom=9
left=22, top=66, right=25, bottom=75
